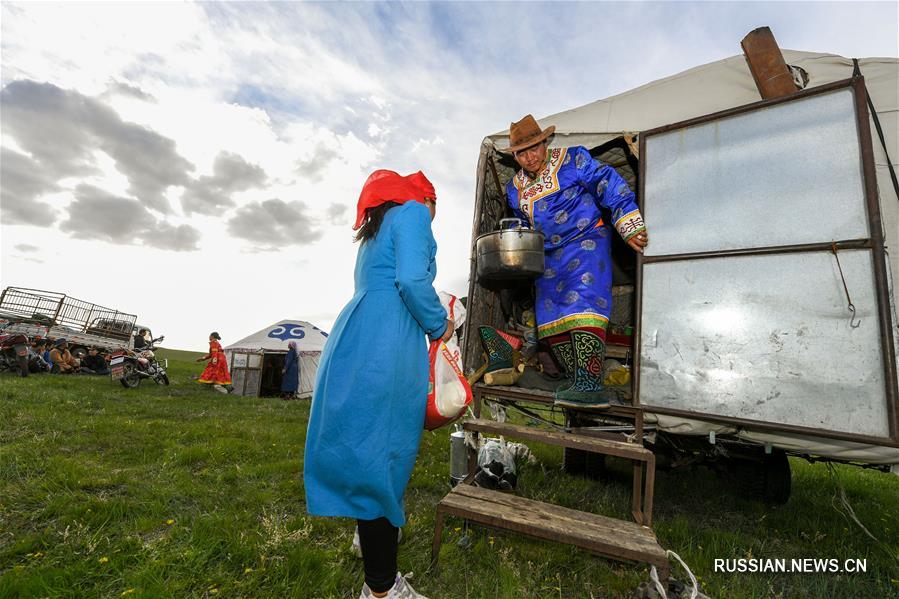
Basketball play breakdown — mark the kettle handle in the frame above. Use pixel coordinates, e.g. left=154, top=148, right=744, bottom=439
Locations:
left=499, top=218, right=523, bottom=231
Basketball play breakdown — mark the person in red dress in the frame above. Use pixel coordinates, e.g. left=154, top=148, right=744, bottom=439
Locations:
left=196, top=332, right=232, bottom=393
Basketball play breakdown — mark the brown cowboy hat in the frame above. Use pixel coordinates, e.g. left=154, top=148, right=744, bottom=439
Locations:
left=502, top=114, right=555, bottom=154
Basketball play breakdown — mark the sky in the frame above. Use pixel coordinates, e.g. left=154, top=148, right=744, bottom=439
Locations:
left=1, top=1, right=897, bottom=351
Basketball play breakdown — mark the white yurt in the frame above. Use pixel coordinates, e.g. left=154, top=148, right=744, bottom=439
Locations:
left=224, top=320, right=328, bottom=398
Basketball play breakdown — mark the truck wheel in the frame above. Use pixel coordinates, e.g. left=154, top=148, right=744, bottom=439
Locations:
left=731, top=450, right=791, bottom=505
left=562, top=410, right=588, bottom=475
left=119, top=363, right=141, bottom=388
left=762, top=450, right=792, bottom=504
left=563, top=447, right=587, bottom=475
left=585, top=452, right=607, bottom=480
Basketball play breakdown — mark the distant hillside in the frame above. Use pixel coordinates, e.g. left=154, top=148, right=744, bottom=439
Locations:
left=156, top=348, right=205, bottom=363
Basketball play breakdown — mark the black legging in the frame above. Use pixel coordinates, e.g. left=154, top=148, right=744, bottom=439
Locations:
left=357, top=517, right=398, bottom=593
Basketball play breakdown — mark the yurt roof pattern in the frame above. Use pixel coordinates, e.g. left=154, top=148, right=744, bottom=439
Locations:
left=224, top=320, right=328, bottom=354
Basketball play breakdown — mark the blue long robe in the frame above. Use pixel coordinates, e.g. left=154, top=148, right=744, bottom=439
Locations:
left=281, top=349, right=299, bottom=393
left=505, top=146, right=644, bottom=339
left=304, top=201, right=447, bottom=527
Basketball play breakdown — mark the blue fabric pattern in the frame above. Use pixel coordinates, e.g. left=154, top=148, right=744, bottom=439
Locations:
left=505, top=146, right=642, bottom=338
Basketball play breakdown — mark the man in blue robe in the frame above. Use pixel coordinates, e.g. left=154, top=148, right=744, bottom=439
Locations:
left=504, top=115, right=648, bottom=409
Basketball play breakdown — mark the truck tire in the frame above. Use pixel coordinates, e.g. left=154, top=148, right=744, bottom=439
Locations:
left=562, top=410, right=608, bottom=478
left=563, top=447, right=587, bottom=475
left=762, top=450, right=792, bottom=504
left=562, top=410, right=587, bottom=475
left=731, top=450, right=791, bottom=505
left=585, top=451, right=607, bottom=480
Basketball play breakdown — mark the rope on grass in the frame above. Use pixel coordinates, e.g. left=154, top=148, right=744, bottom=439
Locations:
left=649, top=550, right=711, bottom=599
left=826, top=463, right=881, bottom=544
left=826, top=463, right=899, bottom=566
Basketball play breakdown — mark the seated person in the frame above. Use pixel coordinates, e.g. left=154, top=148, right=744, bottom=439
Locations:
left=42, top=341, right=54, bottom=366
left=133, top=329, right=150, bottom=350
left=49, top=339, right=85, bottom=374
left=81, top=348, right=110, bottom=375
left=28, top=339, right=52, bottom=373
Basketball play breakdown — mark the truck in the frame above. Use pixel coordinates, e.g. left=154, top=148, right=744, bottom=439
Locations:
left=460, top=49, right=899, bottom=502
left=0, top=286, right=149, bottom=358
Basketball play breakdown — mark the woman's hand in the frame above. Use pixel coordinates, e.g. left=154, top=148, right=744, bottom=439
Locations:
left=441, top=319, right=456, bottom=343
left=627, top=229, right=649, bottom=254
left=195, top=357, right=205, bottom=363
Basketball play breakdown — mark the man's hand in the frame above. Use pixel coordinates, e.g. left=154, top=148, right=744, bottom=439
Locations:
left=441, top=319, right=456, bottom=343
left=627, top=229, right=649, bottom=254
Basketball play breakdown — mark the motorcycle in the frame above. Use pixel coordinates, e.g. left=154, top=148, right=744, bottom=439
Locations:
left=110, top=336, right=170, bottom=388
left=0, top=334, right=30, bottom=377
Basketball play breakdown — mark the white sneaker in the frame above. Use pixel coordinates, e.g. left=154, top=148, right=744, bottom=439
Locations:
left=358, top=572, right=427, bottom=599
left=213, top=384, right=228, bottom=394
left=352, top=525, right=402, bottom=558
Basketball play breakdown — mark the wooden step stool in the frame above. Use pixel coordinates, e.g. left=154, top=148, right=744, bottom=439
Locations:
left=431, top=384, right=668, bottom=578
left=432, top=484, right=669, bottom=580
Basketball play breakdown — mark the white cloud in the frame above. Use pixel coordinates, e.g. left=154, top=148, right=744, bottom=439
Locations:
left=2, top=1, right=896, bottom=350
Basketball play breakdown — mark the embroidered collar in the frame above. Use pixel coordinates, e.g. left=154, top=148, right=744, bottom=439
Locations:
left=513, top=147, right=567, bottom=219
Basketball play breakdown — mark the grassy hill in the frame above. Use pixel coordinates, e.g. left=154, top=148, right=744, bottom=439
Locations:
left=156, top=347, right=205, bottom=364
left=1, top=352, right=897, bottom=598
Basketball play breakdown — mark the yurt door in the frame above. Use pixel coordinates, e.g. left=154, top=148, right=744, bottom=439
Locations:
left=230, top=352, right=263, bottom=396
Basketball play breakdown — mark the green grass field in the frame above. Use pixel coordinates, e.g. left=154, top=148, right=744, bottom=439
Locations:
left=1, top=350, right=897, bottom=598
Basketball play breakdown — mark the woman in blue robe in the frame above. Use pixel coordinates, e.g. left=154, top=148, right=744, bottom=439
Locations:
left=280, top=340, right=299, bottom=398
left=304, top=170, right=451, bottom=599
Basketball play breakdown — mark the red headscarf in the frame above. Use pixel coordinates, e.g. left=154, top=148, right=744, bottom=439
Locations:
left=353, top=169, right=436, bottom=230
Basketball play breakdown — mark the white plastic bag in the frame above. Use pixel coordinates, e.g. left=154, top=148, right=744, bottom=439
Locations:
left=425, top=293, right=472, bottom=430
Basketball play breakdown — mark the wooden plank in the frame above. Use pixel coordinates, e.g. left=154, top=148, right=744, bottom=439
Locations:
left=605, top=344, right=631, bottom=359
left=476, top=383, right=636, bottom=411
left=449, top=485, right=648, bottom=539
left=438, top=485, right=667, bottom=565
left=463, top=419, right=652, bottom=461
left=436, top=496, right=663, bottom=564
left=479, top=384, right=554, bottom=400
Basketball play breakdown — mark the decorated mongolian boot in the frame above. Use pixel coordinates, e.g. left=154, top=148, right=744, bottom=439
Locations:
left=548, top=335, right=575, bottom=378
left=553, top=329, right=609, bottom=410
left=478, top=326, right=517, bottom=373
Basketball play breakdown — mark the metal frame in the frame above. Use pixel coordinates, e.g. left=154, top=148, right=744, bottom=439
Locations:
left=635, top=77, right=899, bottom=446
left=0, top=286, right=137, bottom=340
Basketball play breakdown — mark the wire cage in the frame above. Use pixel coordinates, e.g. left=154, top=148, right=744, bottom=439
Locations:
left=0, top=287, right=137, bottom=340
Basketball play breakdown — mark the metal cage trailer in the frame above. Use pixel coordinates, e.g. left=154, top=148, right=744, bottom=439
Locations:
left=0, top=286, right=139, bottom=356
